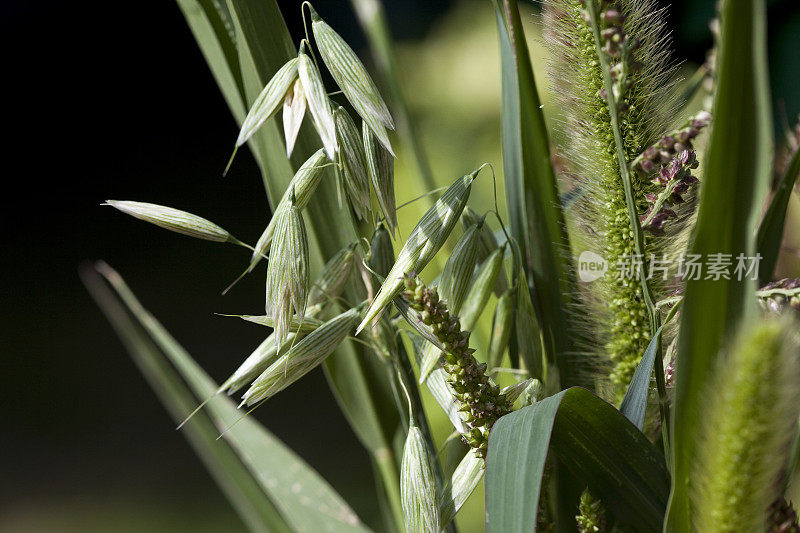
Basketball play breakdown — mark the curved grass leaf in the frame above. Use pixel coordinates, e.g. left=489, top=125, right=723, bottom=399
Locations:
left=492, top=0, right=574, bottom=385
left=757, top=145, right=800, bottom=284
left=83, top=263, right=369, bottom=533
left=666, top=0, right=773, bottom=529
left=486, top=387, right=669, bottom=533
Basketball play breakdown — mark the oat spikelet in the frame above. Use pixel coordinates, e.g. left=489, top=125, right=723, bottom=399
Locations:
left=264, top=201, right=309, bottom=345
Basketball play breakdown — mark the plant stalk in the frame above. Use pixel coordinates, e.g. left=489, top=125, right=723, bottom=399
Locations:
left=374, top=446, right=405, bottom=532
left=584, top=0, right=669, bottom=442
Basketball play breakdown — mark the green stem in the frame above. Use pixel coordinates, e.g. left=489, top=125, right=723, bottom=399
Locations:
left=641, top=181, right=679, bottom=227
left=396, top=343, right=450, bottom=489
left=375, top=447, right=405, bottom=532
left=653, top=316, right=671, bottom=466
left=584, top=1, right=669, bottom=442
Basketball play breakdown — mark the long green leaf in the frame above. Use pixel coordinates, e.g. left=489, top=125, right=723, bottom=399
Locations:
left=84, top=263, right=371, bottom=533
left=492, top=0, right=574, bottom=385
left=175, top=0, right=246, bottom=122
left=666, top=0, right=773, bottom=529
left=757, top=145, right=800, bottom=284
left=486, top=387, right=669, bottom=533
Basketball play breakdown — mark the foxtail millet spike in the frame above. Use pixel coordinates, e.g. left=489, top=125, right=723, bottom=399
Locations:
left=401, top=274, right=512, bottom=459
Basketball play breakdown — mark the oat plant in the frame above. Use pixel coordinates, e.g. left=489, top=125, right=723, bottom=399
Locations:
left=84, top=0, right=800, bottom=531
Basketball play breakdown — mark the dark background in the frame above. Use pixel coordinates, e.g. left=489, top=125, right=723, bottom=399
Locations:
left=2, top=0, right=798, bottom=530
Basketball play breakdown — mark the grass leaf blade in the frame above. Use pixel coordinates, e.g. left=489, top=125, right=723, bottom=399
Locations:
left=667, top=0, right=773, bottom=528
left=84, top=264, right=371, bottom=533
left=486, top=387, right=669, bottom=532
left=757, top=145, right=800, bottom=284
left=492, top=0, right=574, bottom=384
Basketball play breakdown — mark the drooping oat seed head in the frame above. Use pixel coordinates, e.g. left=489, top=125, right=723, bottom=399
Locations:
left=249, top=149, right=327, bottom=270
left=241, top=307, right=360, bottom=405
left=368, top=222, right=395, bottom=279
left=488, top=289, right=516, bottom=369
left=264, top=199, right=310, bottom=345
left=400, top=424, right=440, bottom=533
left=334, top=107, right=371, bottom=219
left=461, top=207, right=507, bottom=295
left=220, top=334, right=283, bottom=395
left=459, top=245, right=507, bottom=330
left=356, top=169, right=479, bottom=333
left=298, top=47, right=337, bottom=159
left=439, top=221, right=483, bottom=314
left=309, top=4, right=395, bottom=155
left=307, top=243, right=357, bottom=311
left=104, top=200, right=240, bottom=244
left=234, top=58, right=299, bottom=149
left=363, top=122, right=397, bottom=235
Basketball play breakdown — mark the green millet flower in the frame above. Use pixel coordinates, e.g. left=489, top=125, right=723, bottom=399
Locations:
left=545, top=0, right=682, bottom=393
left=576, top=489, right=606, bottom=532
left=694, top=320, right=800, bottom=532
left=401, top=274, right=512, bottom=459
left=758, top=279, right=800, bottom=315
